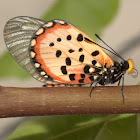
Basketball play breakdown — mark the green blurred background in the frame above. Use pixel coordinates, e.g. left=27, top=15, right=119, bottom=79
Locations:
left=0, top=0, right=140, bottom=139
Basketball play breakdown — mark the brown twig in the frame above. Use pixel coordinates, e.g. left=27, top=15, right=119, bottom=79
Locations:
left=0, top=85, right=140, bottom=118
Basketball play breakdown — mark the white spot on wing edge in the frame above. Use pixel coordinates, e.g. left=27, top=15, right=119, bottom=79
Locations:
left=45, top=22, right=53, bottom=28
left=35, top=63, right=40, bottom=68
left=44, top=75, right=48, bottom=78
left=58, top=20, right=65, bottom=24
left=36, top=28, right=44, bottom=35
left=31, top=39, right=36, bottom=46
left=41, top=71, right=46, bottom=75
left=30, top=51, right=36, bottom=58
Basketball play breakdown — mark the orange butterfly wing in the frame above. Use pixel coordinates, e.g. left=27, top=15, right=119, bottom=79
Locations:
left=31, top=20, right=114, bottom=84
left=4, top=17, right=114, bottom=85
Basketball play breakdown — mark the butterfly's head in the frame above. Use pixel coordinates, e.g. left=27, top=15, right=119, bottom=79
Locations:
left=124, top=59, right=138, bottom=78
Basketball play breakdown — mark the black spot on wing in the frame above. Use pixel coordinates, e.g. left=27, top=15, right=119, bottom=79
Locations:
left=79, top=79, right=84, bottom=83
left=77, top=34, right=83, bottom=41
left=56, top=50, right=62, bottom=57
left=84, top=65, right=90, bottom=74
left=92, top=60, right=97, bottom=65
left=79, top=55, right=84, bottom=62
left=57, top=38, right=61, bottom=42
left=66, top=57, right=71, bottom=65
left=61, top=66, right=67, bottom=74
left=79, top=48, right=83, bottom=52
left=49, top=42, right=54, bottom=47
left=69, top=74, right=75, bottom=81
left=91, top=51, right=99, bottom=56
left=67, top=35, right=71, bottom=40
left=81, top=74, right=85, bottom=78
left=69, top=49, right=74, bottom=53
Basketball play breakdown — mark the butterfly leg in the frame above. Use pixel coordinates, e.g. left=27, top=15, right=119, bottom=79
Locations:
left=89, top=76, right=103, bottom=97
left=89, top=81, right=99, bottom=97
left=121, top=74, right=125, bottom=104
left=90, top=82, right=94, bottom=87
left=118, top=78, right=121, bottom=86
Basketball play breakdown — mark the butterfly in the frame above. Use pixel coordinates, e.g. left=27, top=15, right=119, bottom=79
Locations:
left=4, top=16, right=138, bottom=102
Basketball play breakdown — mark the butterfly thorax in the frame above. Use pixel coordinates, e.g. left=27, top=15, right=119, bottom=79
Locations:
left=98, top=61, right=129, bottom=85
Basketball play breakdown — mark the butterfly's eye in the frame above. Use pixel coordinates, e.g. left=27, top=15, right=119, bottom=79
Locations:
left=124, top=61, right=129, bottom=70
left=126, top=59, right=137, bottom=78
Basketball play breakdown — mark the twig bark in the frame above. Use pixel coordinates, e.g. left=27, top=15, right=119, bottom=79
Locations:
left=0, top=85, right=140, bottom=118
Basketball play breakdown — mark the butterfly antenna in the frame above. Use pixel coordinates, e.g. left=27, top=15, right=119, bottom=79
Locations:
left=84, top=37, right=121, bottom=58
left=95, top=34, right=125, bottom=61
